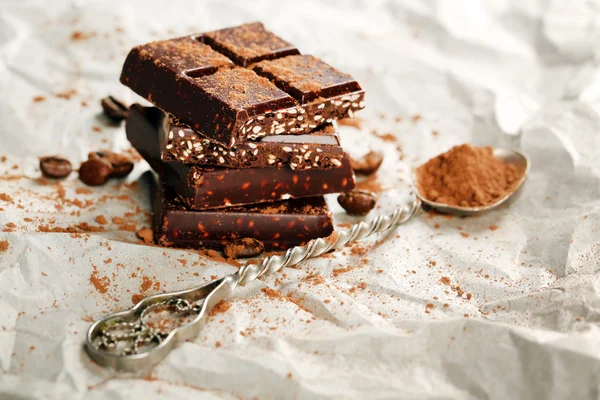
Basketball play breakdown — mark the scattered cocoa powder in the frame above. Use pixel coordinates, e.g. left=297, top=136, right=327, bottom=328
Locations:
left=33, top=96, right=46, bottom=103
left=337, top=118, right=362, bottom=129
left=416, top=144, right=523, bottom=207
left=90, top=266, right=110, bottom=294
left=131, top=293, right=145, bottom=304
left=0, top=240, right=8, bottom=252
left=209, top=300, right=231, bottom=316
left=55, top=89, right=77, bottom=100
left=136, top=228, right=154, bottom=244
left=332, top=267, right=352, bottom=277
left=140, top=276, right=153, bottom=292
left=0, top=193, right=13, bottom=203
left=262, top=287, right=282, bottom=299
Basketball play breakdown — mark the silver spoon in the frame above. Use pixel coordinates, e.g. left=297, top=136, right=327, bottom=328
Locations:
left=85, top=199, right=420, bottom=372
left=414, top=148, right=530, bottom=216
left=85, top=148, right=530, bottom=372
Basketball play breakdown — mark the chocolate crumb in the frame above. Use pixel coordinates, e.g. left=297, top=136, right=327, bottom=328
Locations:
left=0, top=240, right=8, bottom=252
left=95, top=215, right=108, bottom=225
left=33, top=96, right=46, bottom=103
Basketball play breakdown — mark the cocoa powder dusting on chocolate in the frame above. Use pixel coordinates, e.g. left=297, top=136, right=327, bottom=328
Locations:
left=205, top=22, right=294, bottom=60
left=194, top=68, right=286, bottom=109
left=254, top=54, right=351, bottom=93
left=417, top=144, right=523, bottom=207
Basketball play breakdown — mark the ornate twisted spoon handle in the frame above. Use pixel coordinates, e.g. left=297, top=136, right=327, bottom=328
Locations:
left=85, top=198, right=420, bottom=371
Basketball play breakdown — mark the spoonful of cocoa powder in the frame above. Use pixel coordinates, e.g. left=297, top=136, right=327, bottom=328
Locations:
left=415, top=144, right=529, bottom=216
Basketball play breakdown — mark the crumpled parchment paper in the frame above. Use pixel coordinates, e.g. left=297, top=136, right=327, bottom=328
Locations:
left=1, top=0, right=600, bottom=399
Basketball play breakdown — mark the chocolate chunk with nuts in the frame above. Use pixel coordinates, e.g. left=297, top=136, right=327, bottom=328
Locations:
left=101, top=96, right=129, bottom=122
left=79, top=158, right=113, bottom=186
left=89, top=151, right=134, bottom=177
left=350, top=151, right=384, bottom=175
left=39, top=156, right=72, bottom=179
left=338, top=190, right=377, bottom=215
left=224, top=238, right=265, bottom=259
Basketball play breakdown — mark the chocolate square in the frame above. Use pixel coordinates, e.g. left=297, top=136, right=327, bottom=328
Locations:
left=201, top=22, right=299, bottom=67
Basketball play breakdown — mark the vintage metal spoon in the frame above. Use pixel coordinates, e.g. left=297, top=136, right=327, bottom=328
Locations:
left=85, top=148, right=529, bottom=371
left=414, top=148, right=530, bottom=216
left=85, top=197, right=421, bottom=372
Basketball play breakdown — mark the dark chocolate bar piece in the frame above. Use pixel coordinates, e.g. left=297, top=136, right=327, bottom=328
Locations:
left=126, top=105, right=356, bottom=210
left=153, top=183, right=334, bottom=250
left=120, top=22, right=365, bottom=147
left=161, top=109, right=345, bottom=170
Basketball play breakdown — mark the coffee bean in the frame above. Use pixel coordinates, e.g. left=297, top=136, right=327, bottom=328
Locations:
left=338, top=190, right=377, bottom=215
left=89, top=150, right=134, bottom=177
left=79, top=158, right=113, bottom=186
left=101, top=96, right=129, bottom=122
left=39, top=156, right=72, bottom=179
left=350, top=151, right=384, bottom=175
left=223, top=238, right=265, bottom=259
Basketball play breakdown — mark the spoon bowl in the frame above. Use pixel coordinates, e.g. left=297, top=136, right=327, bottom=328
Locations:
left=415, top=148, right=530, bottom=216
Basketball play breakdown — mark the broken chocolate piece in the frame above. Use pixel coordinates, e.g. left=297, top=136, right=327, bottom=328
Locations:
left=153, top=183, right=334, bottom=250
left=39, top=156, right=72, bottom=179
left=120, top=23, right=364, bottom=147
left=223, top=238, right=265, bottom=259
left=126, top=105, right=356, bottom=210
left=161, top=107, right=344, bottom=170
left=338, top=190, right=377, bottom=215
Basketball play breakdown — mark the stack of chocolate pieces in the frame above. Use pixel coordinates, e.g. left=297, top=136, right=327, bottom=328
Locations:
left=123, top=22, right=365, bottom=252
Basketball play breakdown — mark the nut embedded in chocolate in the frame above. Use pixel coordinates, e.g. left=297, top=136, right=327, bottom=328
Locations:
left=39, top=156, right=72, bottom=179
left=79, top=158, right=113, bottom=186
left=101, top=96, right=129, bottom=122
left=223, top=238, right=265, bottom=259
left=350, top=151, right=384, bottom=175
left=89, top=150, right=134, bottom=178
left=337, top=190, right=377, bottom=215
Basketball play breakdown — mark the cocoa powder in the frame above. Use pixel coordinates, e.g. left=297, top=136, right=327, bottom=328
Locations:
left=417, top=144, right=522, bottom=208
